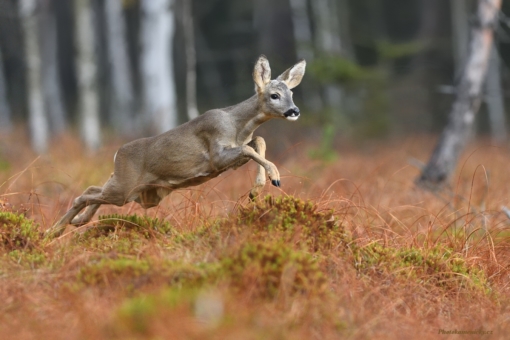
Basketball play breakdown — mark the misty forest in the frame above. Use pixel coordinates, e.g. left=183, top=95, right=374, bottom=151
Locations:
left=1, top=0, right=510, bottom=339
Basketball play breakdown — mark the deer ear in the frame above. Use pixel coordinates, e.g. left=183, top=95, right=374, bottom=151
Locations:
left=253, top=55, right=271, bottom=93
left=277, top=59, right=306, bottom=89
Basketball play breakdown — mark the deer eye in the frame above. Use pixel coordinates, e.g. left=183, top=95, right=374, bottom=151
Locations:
left=270, top=94, right=280, bottom=100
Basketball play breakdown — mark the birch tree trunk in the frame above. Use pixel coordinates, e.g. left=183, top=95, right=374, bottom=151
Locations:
left=195, top=27, right=228, bottom=107
left=182, top=0, right=199, bottom=120
left=75, top=0, right=101, bottom=151
left=485, top=43, right=506, bottom=143
left=140, top=0, right=178, bottom=133
left=19, top=0, right=49, bottom=153
left=310, top=0, right=349, bottom=109
left=451, top=0, right=469, bottom=76
left=104, top=0, right=136, bottom=135
left=0, top=46, right=11, bottom=132
left=288, top=0, right=322, bottom=111
left=40, top=0, right=66, bottom=134
left=417, top=0, right=502, bottom=188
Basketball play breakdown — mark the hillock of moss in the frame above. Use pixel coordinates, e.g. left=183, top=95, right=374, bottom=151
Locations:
left=77, top=257, right=220, bottom=290
left=354, top=242, right=490, bottom=294
left=0, top=211, right=43, bottom=251
left=72, top=214, right=173, bottom=255
left=96, top=214, right=172, bottom=237
left=221, top=242, right=325, bottom=298
left=235, top=196, right=348, bottom=252
left=0, top=211, right=47, bottom=267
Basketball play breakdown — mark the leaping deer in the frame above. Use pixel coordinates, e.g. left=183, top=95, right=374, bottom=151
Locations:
left=47, top=55, right=306, bottom=237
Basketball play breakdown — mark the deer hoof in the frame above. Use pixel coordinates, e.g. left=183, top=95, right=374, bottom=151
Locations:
left=271, top=179, right=281, bottom=187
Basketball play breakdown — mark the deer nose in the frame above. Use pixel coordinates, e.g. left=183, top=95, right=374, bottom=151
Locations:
left=284, top=107, right=300, bottom=118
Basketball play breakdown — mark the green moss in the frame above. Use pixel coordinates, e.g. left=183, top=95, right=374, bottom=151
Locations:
left=96, top=214, right=173, bottom=236
left=236, top=196, right=347, bottom=252
left=116, top=287, right=201, bottom=336
left=0, top=212, right=43, bottom=251
left=78, top=257, right=152, bottom=288
left=72, top=214, right=173, bottom=255
left=353, top=242, right=490, bottom=294
left=7, top=249, right=47, bottom=267
left=221, top=242, right=325, bottom=298
left=78, top=257, right=220, bottom=290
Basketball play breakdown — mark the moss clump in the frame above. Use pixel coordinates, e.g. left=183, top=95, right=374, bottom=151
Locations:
left=72, top=214, right=173, bottom=255
left=221, top=242, right=325, bottom=298
left=78, top=257, right=219, bottom=290
left=72, top=228, right=149, bottom=256
left=78, top=257, right=152, bottom=288
left=115, top=287, right=201, bottom=336
left=354, top=242, right=490, bottom=294
left=0, top=212, right=43, bottom=251
left=237, top=196, right=347, bottom=252
left=7, top=249, right=47, bottom=267
left=96, top=214, right=172, bottom=237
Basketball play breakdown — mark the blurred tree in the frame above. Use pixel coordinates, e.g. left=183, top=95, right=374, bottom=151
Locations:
left=0, top=46, right=11, bottom=131
left=310, top=0, right=353, bottom=112
left=451, top=0, right=506, bottom=142
left=288, top=0, right=323, bottom=111
left=140, top=0, right=178, bottom=133
left=0, top=0, right=25, bottom=126
left=19, top=0, right=49, bottom=153
left=74, top=0, right=101, bottom=151
left=485, top=44, right=506, bottom=143
left=182, top=0, right=199, bottom=120
left=417, top=0, right=502, bottom=188
left=104, top=0, right=136, bottom=135
left=40, top=0, right=67, bottom=135
left=451, top=0, right=469, bottom=76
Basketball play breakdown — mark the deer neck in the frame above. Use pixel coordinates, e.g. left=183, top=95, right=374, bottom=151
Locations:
left=228, top=94, right=271, bottom=144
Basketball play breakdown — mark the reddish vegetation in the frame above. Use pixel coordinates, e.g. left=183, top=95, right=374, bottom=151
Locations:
left=1, top=132, right=509, bottom=339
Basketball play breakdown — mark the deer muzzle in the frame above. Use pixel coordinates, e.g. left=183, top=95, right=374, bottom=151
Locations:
left=284, top=107, right=300, bottom=121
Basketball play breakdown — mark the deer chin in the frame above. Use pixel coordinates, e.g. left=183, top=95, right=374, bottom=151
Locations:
left=285, top=115, right=299, bottom=121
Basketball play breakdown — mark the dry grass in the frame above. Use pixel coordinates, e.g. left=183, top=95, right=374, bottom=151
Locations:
left=1, top=131, right=510, bottom=339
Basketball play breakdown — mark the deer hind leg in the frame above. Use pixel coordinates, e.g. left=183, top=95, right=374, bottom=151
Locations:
left=69, top=186, right=103, bottom=226
left=71, top=204, right=101, bottom=226
left=248, top=136, right=268, bottom=199
left=47, top=180, right=128, bottom=238
left=47, top=186, right=102, bottom=237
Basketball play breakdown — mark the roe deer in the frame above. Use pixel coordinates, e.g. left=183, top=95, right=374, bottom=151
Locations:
left=47, top=55, right=306, bottom=237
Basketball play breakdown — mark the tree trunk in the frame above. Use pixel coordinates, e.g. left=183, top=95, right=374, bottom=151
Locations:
left=194, top=27, right=228, bottom=108
left=19, top=0, right=49, bottom=153
left=140, top=0, right=178, bottom=134
left=104, top=0, right=136, bottom=135
left=74, top=0, right=101, bottom=151
left=0, top=46, right=11, bottom=132
left=40, top=0, right=67, bottom=134
left=310, top=0, right=349, bottom=110
left=416, top=0, right=502, bottom=188
left=288, top=0, right=323, bottom=111
left=450, top=0, right=469, bottom=76
left=485, top=43, right=506, bottom=143
left=182, top=0, right=199, bottom=120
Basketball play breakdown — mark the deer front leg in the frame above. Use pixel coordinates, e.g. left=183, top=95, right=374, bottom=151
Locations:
left=213, top=143, right=280, bottom=187
left=248, top=136, right=267, bottom=199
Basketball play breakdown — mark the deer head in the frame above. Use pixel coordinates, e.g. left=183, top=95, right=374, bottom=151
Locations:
left=253, top=55, right=306, bottom=121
